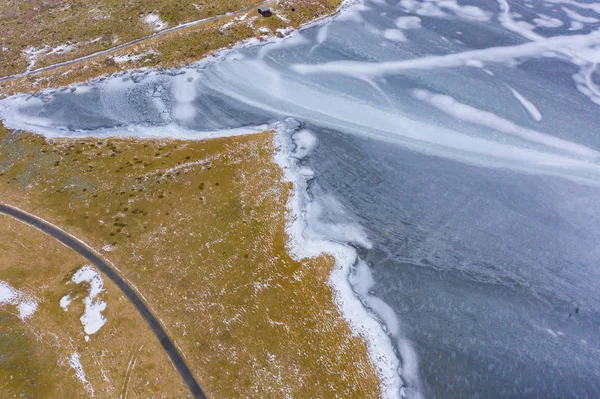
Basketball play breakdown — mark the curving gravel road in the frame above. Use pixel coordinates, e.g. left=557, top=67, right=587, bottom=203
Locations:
left=0, top=203, right=207, bottom=399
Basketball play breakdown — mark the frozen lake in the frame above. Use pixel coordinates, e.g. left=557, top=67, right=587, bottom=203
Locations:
left=2, top=0, right=600, bottom=397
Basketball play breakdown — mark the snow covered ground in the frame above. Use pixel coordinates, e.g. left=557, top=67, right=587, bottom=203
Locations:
left=2, top=0, right=600, bottom=397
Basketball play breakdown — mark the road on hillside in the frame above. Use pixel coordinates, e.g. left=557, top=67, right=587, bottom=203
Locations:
left=0, top=204, right=207, bottom=399
left=0, top=0, right=268, bottom=84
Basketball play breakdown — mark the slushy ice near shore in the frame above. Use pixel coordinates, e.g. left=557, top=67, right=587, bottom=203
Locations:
left=2, top=0, right=600, bottom=397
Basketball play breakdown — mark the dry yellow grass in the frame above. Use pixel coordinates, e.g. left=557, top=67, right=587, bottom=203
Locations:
left=0, top=122, right=381, bottom=398
left=0, top=214, right=190, bottom=398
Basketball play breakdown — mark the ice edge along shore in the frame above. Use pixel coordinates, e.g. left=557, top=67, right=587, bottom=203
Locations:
left=273, top=118, right=418, bottom=399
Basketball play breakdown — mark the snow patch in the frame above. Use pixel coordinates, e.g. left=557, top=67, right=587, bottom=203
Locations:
left=144, top=13, right=168, bottom=31
left=0, top=280, right=38, bottom=320
left=69, top=352, right=95, bottom=396
left=220, top=13, right=250, bottom=32
left=114, top=50, right=156, bottom=64
left=61, top=265, right=107, bottom=336
left=18, top=301, right=38, bottom=319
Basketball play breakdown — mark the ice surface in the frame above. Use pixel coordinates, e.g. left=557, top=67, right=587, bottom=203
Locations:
left=293, top=31, right=600, bottom=77
left=2, top=0, right=600, bottom=396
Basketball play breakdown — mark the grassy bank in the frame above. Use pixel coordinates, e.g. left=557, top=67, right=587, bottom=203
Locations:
left=0, top=122, right=381, bottom=398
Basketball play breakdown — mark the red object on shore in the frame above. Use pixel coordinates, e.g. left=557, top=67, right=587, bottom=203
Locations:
left=258, top=36, right=264, bottom=41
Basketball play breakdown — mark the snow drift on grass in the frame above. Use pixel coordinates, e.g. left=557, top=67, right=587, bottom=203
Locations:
left=61, top=265, right=107, bottom=336
left=69, top=352, right=95, bottom=396
left=0, top=280, right=38, bottom=320
left=144, top=13, right=168, bottom=31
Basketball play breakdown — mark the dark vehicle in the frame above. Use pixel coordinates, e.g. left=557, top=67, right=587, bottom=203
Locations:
left=258, top=7, right=272, bottom=17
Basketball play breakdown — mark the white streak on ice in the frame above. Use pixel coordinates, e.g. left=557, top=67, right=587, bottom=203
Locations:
left=293, top=31, right=600, bottom=77
left=436, top=0, right=492, bottom=22
left=399, top=0, right=491, bottom=21
left=563, top=7, right=600, bottom=24
left=508, top=86, right=543, bottom=121
left=411, top=89, right=596, bottom=159
left=532, top=14, right=564, bottom=28
left=569, top=20, right=585, bottom=31
left=545, top=0, right=600, bottom=14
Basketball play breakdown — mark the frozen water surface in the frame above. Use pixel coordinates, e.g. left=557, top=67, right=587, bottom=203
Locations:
left=2, top=0, right=600, bottom=397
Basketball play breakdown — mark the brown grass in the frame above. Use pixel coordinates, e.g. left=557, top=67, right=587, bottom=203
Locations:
left=0, top=122, right=381, bottom=398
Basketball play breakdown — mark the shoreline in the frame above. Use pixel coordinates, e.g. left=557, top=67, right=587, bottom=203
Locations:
left=273, top=118, right=406, bottom=398
left=0, top=1, right=409, bottom=396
